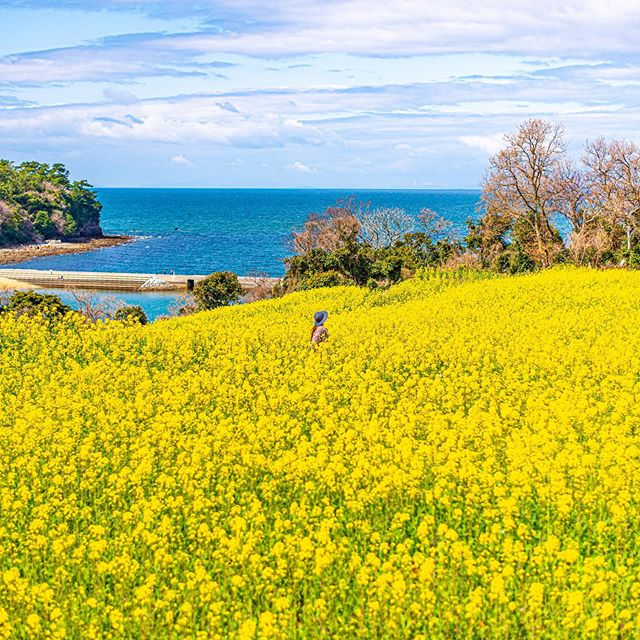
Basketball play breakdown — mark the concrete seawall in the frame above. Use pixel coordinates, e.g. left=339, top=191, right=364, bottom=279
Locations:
left=0, top=269, right=280, bottom=292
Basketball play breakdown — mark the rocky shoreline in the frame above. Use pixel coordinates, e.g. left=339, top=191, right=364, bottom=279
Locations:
left=0, top=236, right=134, bottom=266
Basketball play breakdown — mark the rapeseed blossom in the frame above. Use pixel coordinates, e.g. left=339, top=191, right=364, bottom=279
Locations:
left=0, top=268, right=640, bottom=637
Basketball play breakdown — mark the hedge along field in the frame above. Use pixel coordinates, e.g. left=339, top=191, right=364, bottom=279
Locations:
left=1, top=269, right=640, bottom=638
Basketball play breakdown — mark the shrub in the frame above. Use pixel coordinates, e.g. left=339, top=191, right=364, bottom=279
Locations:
left=113, top=305, right=148, bottom=325
left=0, top=290, right=71, bottom=319
left=297, top=270, right=349, bottom=290
left=493, top=250, right=537, bottom=275
left=193, top=272, right=243, bottom=311
left=284, top=201, right=461, bottom=292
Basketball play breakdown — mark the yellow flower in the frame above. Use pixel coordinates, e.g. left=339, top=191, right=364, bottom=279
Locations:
left=585, top=617, right=598, bottom=632
left=238, top=619, right=256, bottom=640
left=0, top=268, right=639, bottom=638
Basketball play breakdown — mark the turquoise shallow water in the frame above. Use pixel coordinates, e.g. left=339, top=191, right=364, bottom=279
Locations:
left=33, top=288, right=182, bottom=322
left=3, top=189, right=481, bottom=319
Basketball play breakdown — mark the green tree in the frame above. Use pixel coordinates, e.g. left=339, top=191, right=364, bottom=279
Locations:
left=193, top=272, right=243, bottom=311
left=114, top=305, right=148, bottom=325
left=1, top=291, right=71, bottom=320
left=297, top=270, right=349, bottom=290
left=0, top=159, right=103, bottom=245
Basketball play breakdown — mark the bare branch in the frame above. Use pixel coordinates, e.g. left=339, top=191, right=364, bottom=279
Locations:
left=356, top=207, right=415, bottom=249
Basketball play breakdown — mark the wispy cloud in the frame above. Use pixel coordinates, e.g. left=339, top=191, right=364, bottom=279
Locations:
left=103, top=87, right=138, bottom=104
left=171, top=153, right=193, bottom=166
left=0, top=95, right=33, bottom=106
left=7, top=1, right=640, bottom=57
left=459, top=134, right=505, bottom=155
left=142, top=1, right=640, bottom=58
left=287, top=160, right=315, bottom=173
left=0, top=93, right=334, bottom=149
left=0, top=43, right=211, bottom=84
left=216, top=101, right=239, bottom=113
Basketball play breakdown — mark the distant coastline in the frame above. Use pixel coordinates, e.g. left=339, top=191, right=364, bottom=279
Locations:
left=0, top=236, right=134, bottom=266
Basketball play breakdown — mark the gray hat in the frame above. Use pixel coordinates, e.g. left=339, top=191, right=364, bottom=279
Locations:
left=314, top=310, right=328, bottom=326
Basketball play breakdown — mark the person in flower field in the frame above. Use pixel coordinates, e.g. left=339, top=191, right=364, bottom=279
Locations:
left=310, top=310, right=329, bottom=346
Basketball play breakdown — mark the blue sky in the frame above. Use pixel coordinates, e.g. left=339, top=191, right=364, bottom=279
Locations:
left=1, top=1, right=640, bottom=188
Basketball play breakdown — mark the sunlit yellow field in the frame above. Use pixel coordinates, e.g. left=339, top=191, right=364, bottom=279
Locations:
left=1, top=268, right=640, bottom=638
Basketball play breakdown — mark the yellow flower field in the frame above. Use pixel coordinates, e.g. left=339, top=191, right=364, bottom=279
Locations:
left=1, top=268, right=640, bottom=638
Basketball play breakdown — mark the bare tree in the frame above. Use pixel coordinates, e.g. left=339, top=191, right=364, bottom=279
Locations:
left=291, top=197, right=361, bottom=255
left=166, top=293, right=197, bottom=317
left=70, top=290, right=122, bottom=322
left=584, top=137, right=640, bottom=256
left=481, top=119, right=566, bottom=267
left=357, top=206, right=415, bottom=249
left=417, top=208, right=455, bottom=242
left=243, top=271, right=277, bottom=302
left=553, top=159, right=608, bottom=265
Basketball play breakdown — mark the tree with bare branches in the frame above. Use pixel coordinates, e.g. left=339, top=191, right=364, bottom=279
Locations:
left=243, top=271, right=277, bottom=302
left=291, top=197, right=361, bottom=256
left=417, top=208, right=455, bottom=242
left=552, top=159, right=609, bottom=265
left=357, top=206, right=415, bottom=249
left=480, top=119, right=566, bottom=267
left=583, top=137, right=640, bottom=261
left=70, top=290, right=122, bottom=322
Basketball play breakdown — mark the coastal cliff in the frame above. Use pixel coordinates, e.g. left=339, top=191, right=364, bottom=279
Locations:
left=0, top=160, right=103, bottom=247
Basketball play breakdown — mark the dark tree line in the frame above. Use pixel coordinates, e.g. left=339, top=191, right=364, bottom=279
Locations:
left=0, top=160, right=103, bottom=246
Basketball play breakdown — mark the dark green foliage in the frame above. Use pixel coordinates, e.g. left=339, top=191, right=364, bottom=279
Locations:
left=0, top=290, right=71, bottom=319
left=614, top=246, right=640, bottom=268
left=385, top=233, right=460, bottom=272
left=283, top=206, right=461, bottom=293
left=193, top=272, right=243, bottom=310
left=113, top=305, right=148, bottom=325
left=283, top=245, right=368, bottom=291
left=0, top=159, right=102, bottom=246
left=492, top=250, right=537, bottom=274
left=464, top=215, right=510, bottom=268
left=370, top=252, right=403, bottom=284
left=297, top=270, right=349, bottom=290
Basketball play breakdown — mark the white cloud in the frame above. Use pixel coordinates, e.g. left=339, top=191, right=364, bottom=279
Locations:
left=0, top=93, right=334, bottom=150
left=23, top=0, right=639, bottom=58
left=171, top=154, right=193, bottom=166
left=0, top=51, right=185, bottom=84
left=4, top=1, right=640, bottom=90
left=287, top=160, right=315, bottom=172
left=458, top=134, right=505, bottom=155
left=158, top=0, right=640, bottom=58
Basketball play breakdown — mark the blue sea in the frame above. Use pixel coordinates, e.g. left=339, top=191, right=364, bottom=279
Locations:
left=5, top=189, right=481, bottom=319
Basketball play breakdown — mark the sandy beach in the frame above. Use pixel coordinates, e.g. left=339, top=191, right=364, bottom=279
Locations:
left=0, top=236, right=133, bottom=266
left=0, top=276, right=36, bottom=290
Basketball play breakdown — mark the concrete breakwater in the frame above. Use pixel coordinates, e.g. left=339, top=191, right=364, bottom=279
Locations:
left=0, top=269, right=280, bottom=292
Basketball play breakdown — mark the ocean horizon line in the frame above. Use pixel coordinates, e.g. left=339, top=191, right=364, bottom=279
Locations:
left=94, top=186, right=482, bottom=192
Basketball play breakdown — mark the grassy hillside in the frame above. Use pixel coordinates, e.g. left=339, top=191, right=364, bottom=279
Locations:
left=1, top=269, right=640, bottom=638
